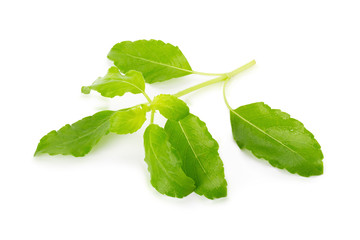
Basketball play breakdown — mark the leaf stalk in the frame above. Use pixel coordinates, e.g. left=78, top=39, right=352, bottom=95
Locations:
left=173, top=60, right=256, bottom=98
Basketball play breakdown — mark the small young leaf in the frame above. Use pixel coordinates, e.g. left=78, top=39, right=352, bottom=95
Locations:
left=165, top=114, right=227, bottom=199
left=35, top=111, right=114, bottom=157
left=108, top=40, right=192, bottom=83
left=230, top=102, right=324, bottom=177
left=152, top=94, right=189, bottom=121
left=81, top=67, right=145, bottom=98
left=110, top=107, right=147, bottom=134
left=144, top=124, right=195, bottom=198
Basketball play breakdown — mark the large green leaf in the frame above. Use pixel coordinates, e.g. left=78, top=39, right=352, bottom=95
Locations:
left=144, top=124, right=195, bottom=198
left=35, top=111, right=114, bottom=157
left=165, top=114, right=227, bottom=199
left=230, top=102, right=324, bottom=177
left=107, top=40, right=192, bottom=83
left=81, top=67, right=145, bottom=98
left=110, top=107, right=147, bottom=134
left=152, top=94, right=189, bottom=121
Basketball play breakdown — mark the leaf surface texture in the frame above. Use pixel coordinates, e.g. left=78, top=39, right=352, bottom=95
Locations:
left=108, top=40, right=192, bottom=83
left=110, top=107, right=147, bottom=134
left=230, top=102, right=324, bottom=177
left=81, top=67, right=145, bottom=98
left=144, top=124, right=195, bottom=198
left=35, top=111, right=114, bottom=157
left=152, top=94, right=189, bottom=121
left=165, top=114, right=227, bottom=199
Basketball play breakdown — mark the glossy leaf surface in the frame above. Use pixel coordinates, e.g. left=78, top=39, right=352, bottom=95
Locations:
left=230, top=102, right=324, bottom=177
left=108, top=40, right=192, bottom=83
left=152, top=94, right=189, bottom=121
left=144, top=124, right=195, bottom=198
left=35, top=111, right=114, bottom=157
left=110, top=107, right=147, bottom=134
left=81, top=67, right=145, bottom=98
left=165, top=114, right=227, bottom=199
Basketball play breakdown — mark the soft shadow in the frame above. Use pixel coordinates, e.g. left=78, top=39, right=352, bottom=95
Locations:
left=233, top=144, right=297, bottom=177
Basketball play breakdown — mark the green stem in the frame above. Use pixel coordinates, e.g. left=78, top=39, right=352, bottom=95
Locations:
left=222, top=60, right=256, bottom=110
left=174, top=60, right=256, bottom=98
left=173, top=75, right=228, bottom=98
left=223, top=77, right=233, bottom=110
left=191, top=71, right=224, bottom=77
left=227, top=60, right=256, bottom=77
left=129, top=60, right=256, bottom=121
left=141, top=90, right=155, bottom=124
left=141, top=91, right=152, bottom=104
left=150, top=109, right=155, bottom=124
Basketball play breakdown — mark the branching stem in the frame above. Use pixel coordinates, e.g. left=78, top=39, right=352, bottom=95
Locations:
left=173, top=75, right=228, bottom=98
left=223, top=77, right=233, bottom=110
left=134, top=60, right=256, bottom=124
left=141, top=91, right=152, bottom=104
left=174, top=60, right=256, bottom=98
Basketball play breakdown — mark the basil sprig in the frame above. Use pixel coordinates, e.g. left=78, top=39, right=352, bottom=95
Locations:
left=35, top=40, right=324, bottom=199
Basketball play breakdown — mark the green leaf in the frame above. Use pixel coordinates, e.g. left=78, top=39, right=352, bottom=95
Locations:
left=35, top=111, right=115, bottom=157
left=107, top=39, right=192, bottom=83
left=144, top=124, right=195, bottom=198
left=152, top=94, right=189, bottom=121
left=81, top=67, right=145, bottom=98
left=230, top=102, right=324, bottom=177
left=110, top=107, right=147, bottom=134
left=165, top=114, right=227, bottom=199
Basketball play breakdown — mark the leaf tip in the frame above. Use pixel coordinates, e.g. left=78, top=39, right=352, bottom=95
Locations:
left=33, top=150, right=40, bottom=157
left=310, top=162, right=324, bottom=176
left=81, top=86, right=91, bottom=94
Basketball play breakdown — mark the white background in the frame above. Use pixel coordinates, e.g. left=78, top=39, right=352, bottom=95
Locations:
left=1, top=0, right=359, bottom=239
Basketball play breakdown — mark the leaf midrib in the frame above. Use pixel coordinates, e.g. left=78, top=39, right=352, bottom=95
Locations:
left=92, top=79, right=144, bottom=94
left=57, top=115, right=112, bottom=147
left=178, top=121, right=215, bottom=186
left=231, top=109, right=306, bottom=162
left=118, top=53, right=192, bottom=74
left=148, top=130, right=189, bottom=189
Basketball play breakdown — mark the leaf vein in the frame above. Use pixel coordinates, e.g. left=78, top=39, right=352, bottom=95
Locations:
left=55, top=116, right=111, bottom=147
left=178, top=122, right=215, bottom=184
left=231, top=109, right=306, bottom=162
left=119, top=53, right=192, bottom=74
left=148, top=132, right=186, bottom=188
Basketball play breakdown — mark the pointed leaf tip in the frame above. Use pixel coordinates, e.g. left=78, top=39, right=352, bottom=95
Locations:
left=34, top=110, right=115, bottom=157
left=81, top=86, right=91, bottom=94
left=83, top=67, right=145, bottom=98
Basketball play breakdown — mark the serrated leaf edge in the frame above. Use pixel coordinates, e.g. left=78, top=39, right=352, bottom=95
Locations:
left=231, top=103, right=323, bottom=177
